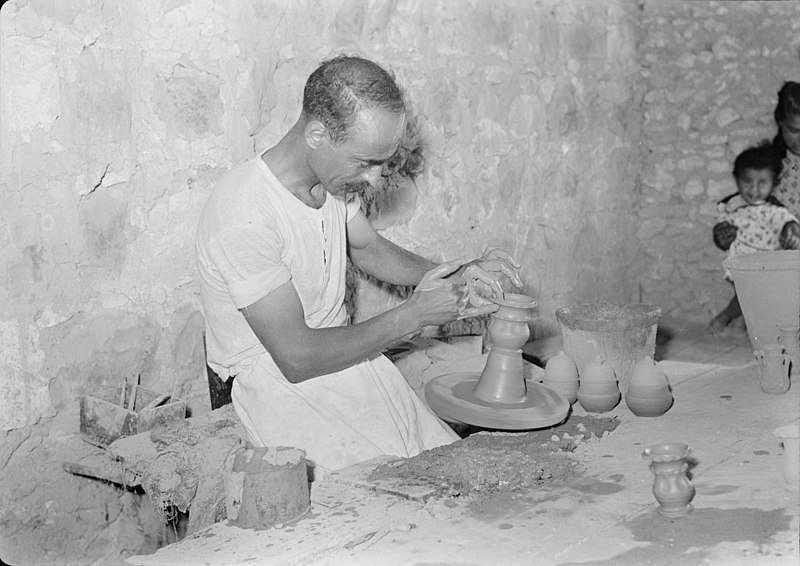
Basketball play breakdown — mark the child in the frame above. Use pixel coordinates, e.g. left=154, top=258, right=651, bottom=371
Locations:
left=709, top=141, right=800, bottom=334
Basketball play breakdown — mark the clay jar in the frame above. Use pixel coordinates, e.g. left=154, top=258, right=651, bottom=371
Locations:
left=642, top=442, right=694, bottom=518
left=542, top=350, right=579, bottom=405
left=625, top=356, right=674, bottom=417
left=577, top=356, right=620, bottom=413
left=754, top=344, right=791, bottom=395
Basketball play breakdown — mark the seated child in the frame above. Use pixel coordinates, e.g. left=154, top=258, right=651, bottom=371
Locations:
left=709, top=141, right=800, bottom=334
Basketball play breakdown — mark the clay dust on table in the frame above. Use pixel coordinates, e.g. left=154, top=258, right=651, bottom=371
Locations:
left=370, top=415, right=619, bottom=497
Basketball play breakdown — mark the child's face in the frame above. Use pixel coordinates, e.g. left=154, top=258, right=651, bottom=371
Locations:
left=737, top=167, right=775, bottom=205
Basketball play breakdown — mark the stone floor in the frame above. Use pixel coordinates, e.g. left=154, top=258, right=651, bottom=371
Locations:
left=126, top=319, right=800, bottom=566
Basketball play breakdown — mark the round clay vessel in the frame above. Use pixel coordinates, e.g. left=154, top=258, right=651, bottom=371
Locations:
left=543, top=351, right=579, bottom=404
left=625, top=383, right=673, bottom=417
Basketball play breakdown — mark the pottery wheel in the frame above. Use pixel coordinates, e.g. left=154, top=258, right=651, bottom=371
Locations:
left=425, top=371, right=570, bottom=430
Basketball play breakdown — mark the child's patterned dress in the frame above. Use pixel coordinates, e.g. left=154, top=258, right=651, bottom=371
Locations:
left=717, top=194, right=798, bottom=280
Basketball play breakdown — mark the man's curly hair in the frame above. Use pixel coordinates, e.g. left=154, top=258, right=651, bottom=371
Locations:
left=302, top=55, right=405, bottom=144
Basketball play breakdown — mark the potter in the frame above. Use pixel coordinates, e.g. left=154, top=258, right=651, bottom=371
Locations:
left=196, top=55, right=523, bottom=478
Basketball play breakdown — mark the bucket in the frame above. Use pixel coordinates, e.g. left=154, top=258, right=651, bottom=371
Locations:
left=723, top=251, right=800, bottom=350
left=223, top=445, right=310, bottom=529
left=555, top=302, right=661, bottom=391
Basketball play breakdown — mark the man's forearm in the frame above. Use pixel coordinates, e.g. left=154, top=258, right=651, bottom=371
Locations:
left=273, top=304, right=421, bottom=382
left=242, top=280, right=458, bottom=383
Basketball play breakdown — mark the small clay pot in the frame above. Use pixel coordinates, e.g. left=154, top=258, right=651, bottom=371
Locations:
left=625, top=384, right=673, bottom=417
left=542, top=351, right=579, bottom=405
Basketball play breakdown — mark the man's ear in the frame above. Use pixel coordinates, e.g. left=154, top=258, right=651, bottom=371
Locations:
left=305, top=120, right=328, bottom=150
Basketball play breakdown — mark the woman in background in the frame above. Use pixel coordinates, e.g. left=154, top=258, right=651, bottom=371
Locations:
left=772, top=81, right=800, bottom=218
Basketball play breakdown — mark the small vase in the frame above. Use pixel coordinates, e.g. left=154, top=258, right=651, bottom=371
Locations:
left=542, top=350, right=579, bottom=405
left=577, top=357, right=620, bottom=413
left=642, top=442, right=694, bottom=518
left=777, top=325, right=800, bottom=376
left=754, top=344, right=791, bottom=395
left=773, top=421, right=800, bottom=492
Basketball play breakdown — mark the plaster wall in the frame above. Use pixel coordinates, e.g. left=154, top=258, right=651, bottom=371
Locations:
left=0, top=0, right=643, bottom=563
left=635, top=0, right=800, bottom=324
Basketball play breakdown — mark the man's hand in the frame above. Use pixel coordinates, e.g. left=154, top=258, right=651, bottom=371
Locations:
left=780, top=221, right=800, bottom=250
left=712, top=222, right=738, bottom=251
left=453, top=248, right=523, bottom=314
left=409, top=259, right=472, bottom=326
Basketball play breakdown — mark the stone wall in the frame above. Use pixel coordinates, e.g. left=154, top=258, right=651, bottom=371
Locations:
left=1, top=0, right=643, bottom=562
left=346, top=0, right=644, bottom=340
left=635, top=0, right=800, bottom=324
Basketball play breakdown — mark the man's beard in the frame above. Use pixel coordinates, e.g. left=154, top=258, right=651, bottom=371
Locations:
left=340, top=180, right=372, bottom=199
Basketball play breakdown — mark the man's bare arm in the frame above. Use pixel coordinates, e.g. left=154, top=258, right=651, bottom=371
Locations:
left=241, top=262, right=465, bottom=383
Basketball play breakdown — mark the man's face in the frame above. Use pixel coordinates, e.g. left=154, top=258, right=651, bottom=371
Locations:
left=314, top=108, right=406, bottom=198
left=780, top=111, right=800, bottom=156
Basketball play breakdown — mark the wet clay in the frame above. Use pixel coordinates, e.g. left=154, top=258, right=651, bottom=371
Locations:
left=370, top=416, right=619, bottom=497
left=556, top=507, right=794, bottom=566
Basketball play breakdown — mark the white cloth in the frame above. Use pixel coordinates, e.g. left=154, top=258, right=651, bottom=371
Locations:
left=195, top=155, right=458, bottom=476
left=232, top=352, right=458, bottom=478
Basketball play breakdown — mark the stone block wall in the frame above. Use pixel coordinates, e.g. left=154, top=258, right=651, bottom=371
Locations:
left=8, top=0, right=792, bottom=562
left=635, top=0, right=800, bottom=324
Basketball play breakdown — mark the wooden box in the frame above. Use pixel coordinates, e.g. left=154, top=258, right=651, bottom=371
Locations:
left=79, top=385, right=186, bottom=448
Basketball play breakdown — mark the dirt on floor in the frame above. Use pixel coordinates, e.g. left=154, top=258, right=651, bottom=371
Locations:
left=370, top=415, right=620, bottom=497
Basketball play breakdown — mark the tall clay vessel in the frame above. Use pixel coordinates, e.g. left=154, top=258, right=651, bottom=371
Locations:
left=642, top=442, right=694, bottom=518
left=472, top=293, right=536, bottom=404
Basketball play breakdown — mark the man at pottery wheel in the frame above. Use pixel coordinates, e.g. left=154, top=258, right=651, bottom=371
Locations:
left=196, top=55, right=522, bottom=479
